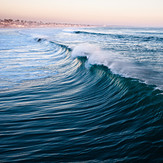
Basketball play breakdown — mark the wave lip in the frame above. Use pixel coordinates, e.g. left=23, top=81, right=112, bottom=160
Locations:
left=71, top=43, right=134, bottom=71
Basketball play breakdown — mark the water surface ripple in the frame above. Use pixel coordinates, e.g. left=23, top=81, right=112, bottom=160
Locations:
left=0, top=28, right=163, bottom=162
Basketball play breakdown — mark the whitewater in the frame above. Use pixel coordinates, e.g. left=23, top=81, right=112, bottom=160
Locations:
left=0, top=27, right=162, bottom=162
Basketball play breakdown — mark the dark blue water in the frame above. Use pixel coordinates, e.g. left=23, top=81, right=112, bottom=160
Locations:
left=0, top=27, right=163, bottom=162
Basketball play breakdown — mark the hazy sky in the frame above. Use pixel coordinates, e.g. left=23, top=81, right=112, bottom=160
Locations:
left=0, top=0, right=163, bottom=26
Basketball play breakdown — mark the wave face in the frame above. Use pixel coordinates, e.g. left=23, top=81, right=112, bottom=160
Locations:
left=0, top=27, right=163, bottom=162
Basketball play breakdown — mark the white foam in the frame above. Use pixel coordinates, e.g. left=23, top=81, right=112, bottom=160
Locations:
left=71, top=44, right=133, bottom=76
left=71, top=43, right=163, bottom=90
left=63, top=28, right=80, bottom=34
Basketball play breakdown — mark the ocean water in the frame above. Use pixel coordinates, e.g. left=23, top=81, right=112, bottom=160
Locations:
left=0, top=27, right=163, bottom=162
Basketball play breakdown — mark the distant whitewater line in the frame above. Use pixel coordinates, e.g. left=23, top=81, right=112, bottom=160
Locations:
left=72, top=30, right=163, bottom=42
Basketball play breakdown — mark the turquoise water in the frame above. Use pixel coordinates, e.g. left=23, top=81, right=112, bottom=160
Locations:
left=0, top=27, right=163, bottom=162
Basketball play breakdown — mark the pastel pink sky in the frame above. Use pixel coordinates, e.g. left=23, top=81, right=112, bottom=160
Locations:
left=0, top=0, right=163, bottom=27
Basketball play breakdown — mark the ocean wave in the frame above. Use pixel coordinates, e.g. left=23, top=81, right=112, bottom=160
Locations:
left=73, top=30, right=163, bottom=42
left=71, top=43, right=163, bottom=90
left=74, top=30, right=108, bottom=36
left=34, top=37, right=72, bottom=51
left=0, top=28, right=163, bottom=162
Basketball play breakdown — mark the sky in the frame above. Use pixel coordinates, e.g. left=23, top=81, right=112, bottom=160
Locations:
left=0, top=0, right=163, bottom=27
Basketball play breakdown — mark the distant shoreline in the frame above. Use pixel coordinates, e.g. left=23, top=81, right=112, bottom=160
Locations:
left=0, top=19, right=93, bottom=28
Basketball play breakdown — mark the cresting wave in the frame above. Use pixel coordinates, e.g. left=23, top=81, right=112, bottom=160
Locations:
left=71, top=43, right=163, bottom=90
left=0, top=28, right=163, bottom=162
left=33, top=36, right=163, bottom=90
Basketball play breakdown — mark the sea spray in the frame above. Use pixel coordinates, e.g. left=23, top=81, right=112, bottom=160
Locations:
left=72, top=44, right=135, bottom=75
left=71, top=43, right=163, bottom=89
